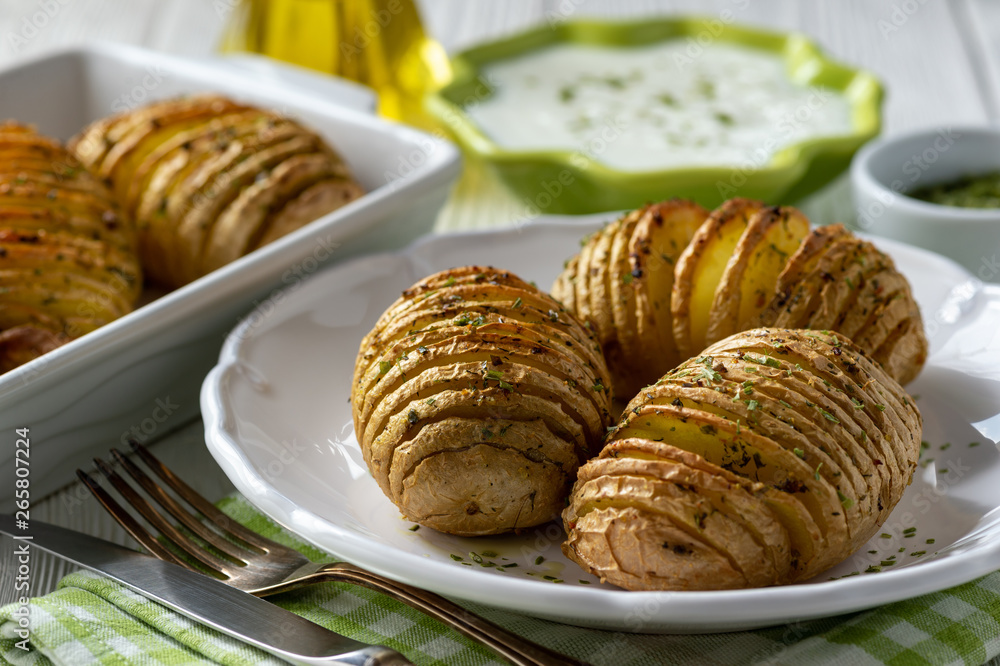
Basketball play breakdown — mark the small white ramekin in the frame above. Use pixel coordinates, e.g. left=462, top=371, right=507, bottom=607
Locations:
left=850, top=125, right=1000, bottom=279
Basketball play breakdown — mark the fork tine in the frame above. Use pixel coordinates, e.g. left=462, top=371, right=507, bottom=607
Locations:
left=92, top=456, right=235, bottom=577
left=77, top=468, right=183, bottom=566
left=109, top=448, right=254, bottom=561
left=128, top=439, right=293, bottom=554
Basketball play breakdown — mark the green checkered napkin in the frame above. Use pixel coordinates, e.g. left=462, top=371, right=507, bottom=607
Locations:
left=2, top=494, right=1000, bottom=666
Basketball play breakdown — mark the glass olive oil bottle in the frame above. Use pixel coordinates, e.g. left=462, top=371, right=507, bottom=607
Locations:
left=221, top=0, right=451, bottom=126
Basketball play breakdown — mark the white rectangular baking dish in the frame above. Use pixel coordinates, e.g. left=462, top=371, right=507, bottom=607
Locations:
left=0, top=43, right=462, bottom=505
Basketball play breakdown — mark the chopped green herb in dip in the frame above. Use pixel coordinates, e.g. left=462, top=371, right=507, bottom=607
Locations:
left=466, top=42, right=852, bottom=171
left=908, top=172, right=1000, bottom=208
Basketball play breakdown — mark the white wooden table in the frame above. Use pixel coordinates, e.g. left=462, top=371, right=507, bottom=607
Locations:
left=1, top=0, right=998, bottom=654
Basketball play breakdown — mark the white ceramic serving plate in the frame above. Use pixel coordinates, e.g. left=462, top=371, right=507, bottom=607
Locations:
left=0, top=43, right=461, bottom=506
left=203, top=214, right=1000, bottom=632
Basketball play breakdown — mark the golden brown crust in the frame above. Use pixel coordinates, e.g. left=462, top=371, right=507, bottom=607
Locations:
left=69, top=96, right=364, bottom=289
left=551, top=200, right=706, bottom=397
left=0, top=123, right=142, bottom=371
left=353, top=266, right=614, bottom=536
left=558, top=201, right=926, bottom=389
left=0, top=325, right=68, bottom=372
left=253, top=177, right=364, bottom=250
left=0, top=125, right=141, bottom=372
left=562, top=328, right=922, bottom=591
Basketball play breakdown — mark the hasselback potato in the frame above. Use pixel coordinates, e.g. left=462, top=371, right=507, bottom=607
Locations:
left=69, top=94, right=364, bottom=289
left=552, top=198, right=927, bottom=396
left=0, top=122, right=141, bottom=370
left=562, top=328, right=922, bottom=591
left=353, top=266, right=614, bottom=536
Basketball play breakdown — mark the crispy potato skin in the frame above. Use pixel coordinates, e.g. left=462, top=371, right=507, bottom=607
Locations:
left=555, top=201, right=927, bottom=389
left=752, top=224, right=928, bottom=385
left=552, top=200, right=706, bottom=397
left=354, top=266, right=614, bottom=536
left=562, top=328, right=922, bottom=591
left=69, top=95, right=364, bottom=289
left=0, top=123, right=141, bottom=372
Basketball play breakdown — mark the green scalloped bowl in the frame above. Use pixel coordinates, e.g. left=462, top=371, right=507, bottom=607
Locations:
left=427, top=18, right=883, bottom=214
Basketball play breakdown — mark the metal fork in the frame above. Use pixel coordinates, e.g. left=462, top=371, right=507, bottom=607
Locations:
left=78, top=440, right=584, bottom=666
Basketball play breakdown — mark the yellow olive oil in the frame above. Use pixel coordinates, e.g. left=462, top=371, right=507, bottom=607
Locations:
left=222, top=0, right=451, bottom=127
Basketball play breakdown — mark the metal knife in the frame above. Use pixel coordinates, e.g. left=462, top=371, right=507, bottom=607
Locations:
left=0, top=515, right=412, bottom=666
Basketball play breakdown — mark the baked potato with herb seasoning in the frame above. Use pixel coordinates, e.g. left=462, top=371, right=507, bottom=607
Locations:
left=553, top=198, right=927, bottom=394
left=69, top=94, right=364, bottom=289
left=562, top=328, right=922, bottom=591
left=0, top=122, right=141, bottom=370
left=353, top=266, right=614, bottom=536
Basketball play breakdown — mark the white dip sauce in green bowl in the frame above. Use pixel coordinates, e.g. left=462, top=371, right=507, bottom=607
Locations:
left=428, top=18, right=882, bottom=214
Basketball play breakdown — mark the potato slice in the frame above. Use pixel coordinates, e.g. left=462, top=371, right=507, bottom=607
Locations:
left=0, top=182, right=119, bottom=219
left=0, top=278, right=126, bottom=325
left=587, top=223, right=617, bottom=346
left=875, top=318, right=928, bottom=387
left=626, top=381, right=869, bottom=546
left=612, top=401, right=845, bottom=575
left=586, top=448, right=795, bottom=575
left=607, top=208, right=646, bottom=396
left=0, top=205, right=120, bottom=246
left=753, top=224, right=851, bottom=329
left=0, top=326, right=67, bottom=372
left=0, top=122, right=38, bottom=135
left=169, top=134, right=321, bottom=285
left=571, top=473, right=771, bottom=589
left=84, top=95, right=248, bottom=180
left=672, top=198, right=765, bottom=359
left=124, top=110, right=278, bottom=215
left=0, top=234, right=140, bottom=301
left=568, top=437, right=822, bottom=585
left=0, top=133, right=65, bottom=154
left=136, top=119, right=305, bottom=285
left=0, top=148, right=99, bottom=182
left=399, top=418, right=572, bottom=536
left=567, top=505, right=748, bottom=590
left=382, top=391, right=582, bottom=494
left=367, top=375, right=587, bottom=472
left=572, top=227, right=599, bottom=335
left=768, top=238, right=888, bottom=330
left=199, top=152, right=335, bottom=275
left=756, top=233, right=927, bottom=385
left=252, top=177, right=364, bottom=249
left=0, top=301, right=62, bottom=333
left=706, top=206, right=810, bottom=344
left=359, top=332, right=609, bottom=449
left=631, top=199, right=707, bottom=378
left=551, top=253, right=578, bottom=313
